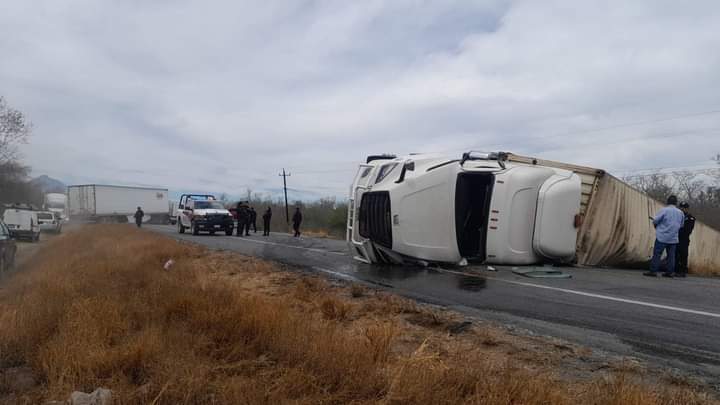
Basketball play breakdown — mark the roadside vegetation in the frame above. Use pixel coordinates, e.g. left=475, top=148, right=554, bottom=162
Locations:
left=625, top=165, right=720, bottom=231
left=0, top=226, right=716, bottom=404
left=227, top=196, right=348, bottom=238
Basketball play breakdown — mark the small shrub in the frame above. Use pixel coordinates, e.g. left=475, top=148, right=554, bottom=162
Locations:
left=319, top=297, right=351, bottom=321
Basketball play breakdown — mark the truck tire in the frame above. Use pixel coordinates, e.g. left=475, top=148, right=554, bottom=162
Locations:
left=178, top=218, right=186, bottom=234
left=225, top=227, right=233, bottom=236
left=209, top=230, right=216, bottom=236
left=192, top=222, right=200, bottom=236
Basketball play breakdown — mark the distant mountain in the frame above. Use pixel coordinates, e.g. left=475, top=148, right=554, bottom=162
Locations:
left=30, top=175, right=67, bottom=194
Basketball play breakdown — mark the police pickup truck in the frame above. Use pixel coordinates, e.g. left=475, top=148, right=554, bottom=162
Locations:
left=177, top=194, right=234, bottom=236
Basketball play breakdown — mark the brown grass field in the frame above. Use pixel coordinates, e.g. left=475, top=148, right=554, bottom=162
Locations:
left=0, top=225, right=716, bottom=404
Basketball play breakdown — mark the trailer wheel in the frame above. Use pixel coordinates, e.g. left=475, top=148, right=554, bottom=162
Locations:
left=225, top=228, right=233, bottom=236
left=178, top=219, right=186, bottom=234
left=209, top=231, right=216, bottom=236
left=192, top=222, right=200, bottom=236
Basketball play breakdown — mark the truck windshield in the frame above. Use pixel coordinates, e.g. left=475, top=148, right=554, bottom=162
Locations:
left=193, top=201, right=224, bottom=209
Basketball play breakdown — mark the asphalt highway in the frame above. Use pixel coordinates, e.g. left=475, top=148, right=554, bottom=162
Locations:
left=146, top=225, right=720, bottom=380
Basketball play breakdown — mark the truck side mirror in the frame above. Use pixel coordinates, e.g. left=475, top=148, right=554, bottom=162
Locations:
left=395, top=161, right=415, bottom=184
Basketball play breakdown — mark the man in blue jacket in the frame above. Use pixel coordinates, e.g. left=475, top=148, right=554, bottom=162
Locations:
left=644, top=195, right=684, bottom=278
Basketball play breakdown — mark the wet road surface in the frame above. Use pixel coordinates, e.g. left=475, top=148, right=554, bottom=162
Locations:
left=147, top=225, right=720, bottom=379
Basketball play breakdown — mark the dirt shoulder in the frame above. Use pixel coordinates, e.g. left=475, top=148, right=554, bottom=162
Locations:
left=0, top=225, right=717, bottom=404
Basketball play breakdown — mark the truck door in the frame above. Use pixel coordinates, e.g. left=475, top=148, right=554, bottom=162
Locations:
left=533, top=173, right=582, bottom=261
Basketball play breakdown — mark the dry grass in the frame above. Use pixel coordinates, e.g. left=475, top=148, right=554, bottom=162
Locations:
left=0, top=225, right=716, bottom=404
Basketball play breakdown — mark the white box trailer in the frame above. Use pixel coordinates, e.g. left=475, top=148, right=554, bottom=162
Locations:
left=347, top=152, right=720, bottom=276
left=68, top=185, right=169, bottom=223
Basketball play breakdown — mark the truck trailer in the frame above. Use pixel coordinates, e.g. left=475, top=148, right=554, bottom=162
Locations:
left=347, top=152, right=720, bottom=275
left=68, top=185, right=169, bottom=223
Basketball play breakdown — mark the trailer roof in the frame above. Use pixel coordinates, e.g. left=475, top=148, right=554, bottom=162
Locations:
left=67, top=184, right=169, bottom=191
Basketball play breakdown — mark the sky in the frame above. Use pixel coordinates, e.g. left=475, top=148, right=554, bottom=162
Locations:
left=2, top=0, right=720, bottom=201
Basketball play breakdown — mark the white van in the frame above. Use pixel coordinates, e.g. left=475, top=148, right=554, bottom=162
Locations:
left=2, top=208, right=40, bottom=242
left=37, top=211, right=62, bottom=234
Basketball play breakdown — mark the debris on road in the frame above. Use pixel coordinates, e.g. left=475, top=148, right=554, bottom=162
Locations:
left=512, top=268, right=572, bottom=279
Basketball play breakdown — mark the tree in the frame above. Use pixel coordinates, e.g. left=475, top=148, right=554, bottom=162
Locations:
left=0, top=96, right=39, bottom=207
left=671, top=171, right=705, bottom=203
left=0, top=96, right=31, bottom=165
left=624, top=173, right=673, bottom=202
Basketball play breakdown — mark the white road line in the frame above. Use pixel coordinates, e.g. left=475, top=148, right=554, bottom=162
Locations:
left=221, top=235, right=346, bottom=256
left=437, top=268, right=720, bottom=319
left=312, top=266, right=356, bottom=280
left=167, top=228, right=720, bottom=319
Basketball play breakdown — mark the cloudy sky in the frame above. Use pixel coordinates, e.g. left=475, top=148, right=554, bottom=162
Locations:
left=2, top=0, right=720, bottom=200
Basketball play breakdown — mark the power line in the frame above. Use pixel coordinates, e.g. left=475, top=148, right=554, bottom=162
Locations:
left=532, top=127, right=720, bottom=154
left=621, top=168, right=720, bottom=181
left=531, top=108, right=720, bottom=139
left=417, top=107, right=720, bottom=156
left=291, top=168, right=357, bottom=175
left=611, top=160, right=718, bottom=174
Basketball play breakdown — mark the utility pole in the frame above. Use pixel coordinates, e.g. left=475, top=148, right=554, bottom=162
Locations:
left=279, top=169, right=291, bottom=224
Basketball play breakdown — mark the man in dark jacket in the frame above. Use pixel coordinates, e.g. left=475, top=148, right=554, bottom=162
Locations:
left=675, top=202, right=696, bottom=277
left=249, top=207, right=257, bottom=233
left=235, top=201, right=250, bottom=237
left=262, top=207, right=272, bottom=236
left=134, top=207, right=144, bottom=228
left=292, top=207, right=302, bottom=237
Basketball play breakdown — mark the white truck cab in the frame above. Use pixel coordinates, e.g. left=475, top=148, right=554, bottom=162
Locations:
left=2, top=207, right=41, bottom=242
left=347, top=152, right=582, bottom=266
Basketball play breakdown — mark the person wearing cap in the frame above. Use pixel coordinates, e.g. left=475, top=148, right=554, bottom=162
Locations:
left=675, top=202, right=696, bottom=277
left=644, top=195, right=684, bottom=278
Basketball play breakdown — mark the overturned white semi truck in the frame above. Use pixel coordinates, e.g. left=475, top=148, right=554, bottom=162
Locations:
left=347, top=152, right=720, bottom=275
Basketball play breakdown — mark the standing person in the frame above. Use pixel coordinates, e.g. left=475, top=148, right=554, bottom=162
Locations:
left=292, top=207, right=303, bottom=237
left=262, top=207, right=272, bottom=236
left=644, top=195, right=684, bottom=278
left=249, top=207, right=257, bottom=233
left=675, top=202, right=696, bottom=278
left=235, top=201, right=249, bottom=237
left=134, top=206, right=144, bottom=228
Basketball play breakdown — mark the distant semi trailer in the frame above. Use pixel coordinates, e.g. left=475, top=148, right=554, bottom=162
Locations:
left=67, top=184, right=169, bottom=224
left=347, top=152, right=720, bottom=275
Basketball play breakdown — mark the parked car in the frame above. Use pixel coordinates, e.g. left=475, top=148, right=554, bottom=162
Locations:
left=177, top=194, right=234, bottom=236
left=2, top=207, right=40, bottom=242
left=37, top=211, right=62, bottom=234
left=0, top=219, right=17, bottom=272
